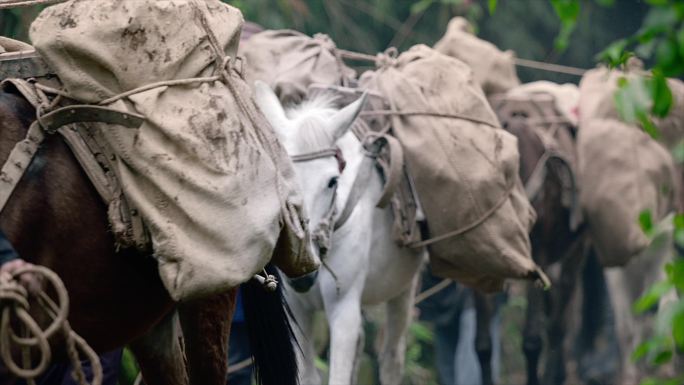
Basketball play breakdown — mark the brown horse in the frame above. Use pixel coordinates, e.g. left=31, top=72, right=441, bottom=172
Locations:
left=0, top=84, right=299, bottom=385
left=482, top=95, right=587, bottom=385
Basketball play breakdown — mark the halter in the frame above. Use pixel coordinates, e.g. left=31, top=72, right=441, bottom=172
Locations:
left=290, top=147, right=346, bottom=257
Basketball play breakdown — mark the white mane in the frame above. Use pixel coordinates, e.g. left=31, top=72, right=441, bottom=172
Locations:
left=285, top=93, right=341, bottom=153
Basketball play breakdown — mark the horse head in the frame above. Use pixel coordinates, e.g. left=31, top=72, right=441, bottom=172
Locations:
left=255, top=81, right=367, bottom=265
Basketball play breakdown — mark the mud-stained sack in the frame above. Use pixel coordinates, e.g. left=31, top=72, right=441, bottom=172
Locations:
left=360, top=45, right=543, bottom=292
left=240, top=29, right=355, bottom=104
left=30, top=0, right=319, bottom=301
left=577, top=119, right=678, bottom=266
left=434, top=17, right=520, bottom=96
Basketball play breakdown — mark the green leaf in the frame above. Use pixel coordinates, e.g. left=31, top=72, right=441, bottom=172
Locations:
left=656, top=37, right=684, bottom=77
left=550, top=0, right=580, bottom=52
left=598, top=39, right=631, bottom=67
left=640, top=209, right=655, bottom=234
left=672, top=307, right=684, bottom=349
left=614, top=76, right=658, bottom=137
left=650, top=70, right=673, bottom=117
left=678, top=26, right=684, bottom=56
left=652, top=349, right=673, bottom=365
left=488, top=0, right=497, bottom=14
left=638, top=113, right=660, bottom=139
left=633, top=341, right=654, bottom=361
left=667, top=259, right=684, bottom=291
left=634, top=280, right=674, bottom=314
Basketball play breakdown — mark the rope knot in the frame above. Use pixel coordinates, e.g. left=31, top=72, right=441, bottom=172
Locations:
left=375, top=47, right=399, bottom=68
left=313, top=33, right=337, bottom=52
left=0, top=273, right=29, bottom=310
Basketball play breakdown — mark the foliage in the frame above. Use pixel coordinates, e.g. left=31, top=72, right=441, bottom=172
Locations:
left=605, top=1, right=684, bottom=381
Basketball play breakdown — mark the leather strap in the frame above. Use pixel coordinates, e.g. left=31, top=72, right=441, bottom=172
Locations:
left=39, top=105, right=144, bottom=132
left=0, top=121, right=45, bottom=213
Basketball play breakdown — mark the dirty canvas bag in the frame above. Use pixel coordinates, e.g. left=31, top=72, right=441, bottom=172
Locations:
left=240, top=29, right=356, bottom=104
left=30, top=0, right=319, bottom=300
left=360, top=45, right=545, bottom=292
left=434, top=17, right=520, bottom=96
left=578, top=66, right=679, bottom=267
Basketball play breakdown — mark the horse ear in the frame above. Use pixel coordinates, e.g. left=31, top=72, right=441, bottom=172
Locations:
left=254, top=80, right=289, bottom=134
left=328, top=92, right=368, bottom=141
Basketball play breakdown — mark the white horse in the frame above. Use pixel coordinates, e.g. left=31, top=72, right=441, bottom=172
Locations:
left=254, top=81, right=427, bottom=385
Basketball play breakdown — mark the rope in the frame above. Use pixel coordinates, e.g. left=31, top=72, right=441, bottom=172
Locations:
left=336, top=47, right=588, bottom=77
left=0, top=0, right=65, bottom=9
left=513, top=57, right=587, bottom=77
left=0, top=265, right=102, bottom=385
left=227, top=357, right=253, bottom=374
left=361, top=109, right=499, bottom=129
left=414, top=279, right=453, bottom=305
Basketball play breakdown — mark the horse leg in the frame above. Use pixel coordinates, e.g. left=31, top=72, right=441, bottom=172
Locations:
left=523, top=282, right=545, bottom=385
left=379, top=276, right=418, bottom=385
left=179, top=289, right=237, bottom=385
left=129, top=311, right=188, bottom=385
left=474, top=292, right=494, bottom=385
left=543, top=240, right=586, bottom=385
left=605, top=267, right=639, bottom=385
left=323, top=293, right=363, bottom=385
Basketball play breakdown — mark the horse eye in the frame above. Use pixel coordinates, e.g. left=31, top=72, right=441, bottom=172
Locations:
left=328, top=177, right=339, bottom=189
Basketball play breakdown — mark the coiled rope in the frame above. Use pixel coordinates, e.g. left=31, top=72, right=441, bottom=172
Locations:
left=0, top=265, right=102, bottom=385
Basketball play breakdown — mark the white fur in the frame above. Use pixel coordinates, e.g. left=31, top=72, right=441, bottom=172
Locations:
left=255, top=81, right=427, bottom=385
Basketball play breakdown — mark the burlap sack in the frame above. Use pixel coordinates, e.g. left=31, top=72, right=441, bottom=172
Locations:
left=360, top=45, right=542, bottom=292
left=506, top=81, right=580, bottom=126
left=577, top=118, right=678, bottom=267
left=240, top=29, right=355, bottom=104
left=434, top=17, right=520, bottom=96
left=30, top=0, right=319, bottom=301
left=579, top=65, right=684, bottom=148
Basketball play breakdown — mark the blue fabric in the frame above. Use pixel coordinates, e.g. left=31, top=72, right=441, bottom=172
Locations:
left=0, top=229, right=18, bottom=266
left=232, top=288, right=244, bottom=323
left=13, top=349, right=123, bottom=385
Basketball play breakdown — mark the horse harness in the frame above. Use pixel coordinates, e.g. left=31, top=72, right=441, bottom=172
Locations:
left=491, top=93, right=583, bottom=231
left=289, top=130, right=402, bottom=256
left=0, top=77, right=151, bottom=251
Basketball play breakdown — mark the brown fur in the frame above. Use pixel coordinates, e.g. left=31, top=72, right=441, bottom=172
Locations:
left=0, top=90, right=235, bottom=385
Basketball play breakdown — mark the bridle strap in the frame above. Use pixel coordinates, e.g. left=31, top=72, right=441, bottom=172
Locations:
left=291, top=148, right=339, bottom=162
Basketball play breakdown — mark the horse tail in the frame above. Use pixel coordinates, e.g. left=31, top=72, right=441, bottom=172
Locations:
left=242, top=263, right=299, bottom=385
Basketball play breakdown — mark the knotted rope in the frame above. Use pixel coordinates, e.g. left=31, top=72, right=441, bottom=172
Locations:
left=0, top=266, right=102, bottom=385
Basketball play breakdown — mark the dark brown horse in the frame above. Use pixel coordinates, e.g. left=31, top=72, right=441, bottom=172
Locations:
left=477, top=94, right=588, bottom=385
left=0, top=84, right=298, bottom=385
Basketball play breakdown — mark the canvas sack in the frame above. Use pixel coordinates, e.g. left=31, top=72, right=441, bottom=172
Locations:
left=240, top=29, right=355, bottom=104
left=579, top=65, right=684, bottom=148
left=434, top=17, right=520, bottom=97
left=30, top=0, right=319, bottom=301
left=578, top=66, right=679, bottom=266
left=577, top=119, right=678, bottom=266
left=360, top=45, right=543, bottom=292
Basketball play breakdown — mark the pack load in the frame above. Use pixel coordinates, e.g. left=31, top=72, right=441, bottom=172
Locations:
left=30, top=0, right=319, bottom=300
left=359, top=45, right=545, bottom=292
left=578, top=66, right=680, bottom=267
left=491, top=81, right=583, bottom=232
left=434, top=17, right=520, bottom=97
left=240, top=29, right=356, bottom=104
